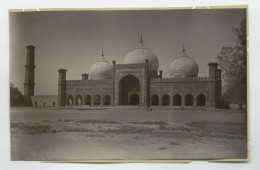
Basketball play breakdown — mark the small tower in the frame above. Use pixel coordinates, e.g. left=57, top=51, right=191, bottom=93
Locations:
left=145, top=59, right=150, bottom=108
left=208, top=62, right=221, bottom=108
left=58, top=69, right=67, bottom=107
left=24, top=45, right=36, bottom=106
left=208, top=62, right=218, bottom=79
left=81, top=73, right=89, bottom=80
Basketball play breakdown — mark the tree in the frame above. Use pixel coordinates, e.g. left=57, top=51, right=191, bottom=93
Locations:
left=10, top=82, right=24, bottom=107
left=217, top=18, right=247, bottom=109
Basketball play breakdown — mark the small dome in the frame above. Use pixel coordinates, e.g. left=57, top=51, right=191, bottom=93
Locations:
left=89, top=51, right=112, bottom=80
left=169, top=48, right=199, bottom=77
left=124, top=35, right=159, bottom=70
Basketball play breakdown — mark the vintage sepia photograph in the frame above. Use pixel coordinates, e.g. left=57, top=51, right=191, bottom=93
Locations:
left=9, top=8, right=247, bottom=161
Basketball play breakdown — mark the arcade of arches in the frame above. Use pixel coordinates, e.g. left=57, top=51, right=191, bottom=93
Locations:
left=66, top=94, right=111, bottom=106
left=66, top=93, right=206, bottom=107
left=150, top=94, right=206, bottom=107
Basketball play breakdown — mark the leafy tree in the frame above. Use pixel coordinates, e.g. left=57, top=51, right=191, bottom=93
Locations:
left=10, top=82, right=24, bottom=106
left=217, top=18, right=247, bottom=109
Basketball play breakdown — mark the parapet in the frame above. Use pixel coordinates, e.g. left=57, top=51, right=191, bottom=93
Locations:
left=151, top=76, right=209, bottom=82
left=67, top=78, right=112, bottom=84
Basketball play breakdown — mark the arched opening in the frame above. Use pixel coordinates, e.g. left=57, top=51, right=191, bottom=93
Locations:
left=151, top=94, right=159, bottom=106
left=173, top=94, right=181, bottom=106
left=75, top=95, right=83, bottom=105
left=103, top=95, right=110, bottom=105
left=185, top=94, right=193, bottom=106
left=162, top=94, right=170, bottom=106
left=94, top=95, right=101, bottom=105
left=119, top=75, right=140, bottom=105
left=85, top=95, right=91, bottom=105
left=44, top=102, right=46, bottom=106
left=67, top=95, right=74, bottom=106
left=35, top=102, right=37, bottom=106
left=197, top=94, right=206, bottom=106
left=53, top=102, right=55, bottom=106
left=129, top=93, right=139, bottom=105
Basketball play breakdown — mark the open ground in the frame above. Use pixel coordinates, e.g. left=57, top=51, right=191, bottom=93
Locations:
left=10, top=107, right=247, bottom=160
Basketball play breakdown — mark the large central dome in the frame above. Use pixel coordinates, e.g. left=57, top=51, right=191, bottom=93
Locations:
left=169, top=47, right=199, bottom=77
left=124, top=35, right=159, bottom=71
left=89, top=50, right=112, bottom=80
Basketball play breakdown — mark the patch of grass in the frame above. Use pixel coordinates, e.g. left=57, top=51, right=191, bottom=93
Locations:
left=42, top=120, right=52, bottom=122
left=62, top=126, right=95, bottom=132
left=159, top=124, right=167, bottom=130
left=76, top=119, right=120, bottom=124
left=85, top=133, right=104, bottom=138
left=11, top=121, right=52, bottom=135
left=170, top=142, right=181, bottom=145
left=133, top=136, right=139, bottom=140
left=100, top=125, right=154, bottom=135
left=158, top=147, right=166, bottom=150
left=51, top=129, right=61, bottom=133
left=130, top=121, right=168, bottom=126
left=186, top=121, right=247, bottom=136
left=10, top=121, right=24, bottom=128
left=165, top=126, right=195, bottom=132
left=63, top=119, right=75, bottom=122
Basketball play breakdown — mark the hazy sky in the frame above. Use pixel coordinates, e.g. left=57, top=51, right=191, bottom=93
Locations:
left=10, top=9, right=246, bottom=95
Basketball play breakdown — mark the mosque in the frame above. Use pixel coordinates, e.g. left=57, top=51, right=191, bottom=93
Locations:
left=25, top=35, right=222, bottom=108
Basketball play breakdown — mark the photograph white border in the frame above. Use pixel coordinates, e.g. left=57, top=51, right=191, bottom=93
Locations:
left=1, top=0, right=260, bottom=169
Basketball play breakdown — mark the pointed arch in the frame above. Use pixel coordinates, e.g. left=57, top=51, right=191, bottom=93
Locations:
left=173, top=94, right=181, bottom=106
left=85, top=95, right=91, bottom=105
left=162, top=94, right=170, bottom=106
left=67, top=95, right=74, bottom=106
left=185, top=94, right=193, bottom=106
left=151, top=94, right=159, bottom=106
left=103, top=95, right=111, bottom=105
left=197, top=94, right=206, bottom=106
left=75, top=95, right=83, bottom=105
left=119, top=75, right=140, bottom=105
left=94, top=95, right=101, bottom=105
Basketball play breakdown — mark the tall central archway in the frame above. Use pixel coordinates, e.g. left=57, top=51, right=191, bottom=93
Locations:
left=119, top=75, right=140, bottom=105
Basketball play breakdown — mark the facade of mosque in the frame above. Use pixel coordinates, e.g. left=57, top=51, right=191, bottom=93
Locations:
left=25, top=36, right=222, bottom=108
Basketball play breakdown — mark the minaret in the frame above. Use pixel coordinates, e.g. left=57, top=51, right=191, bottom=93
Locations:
left=58, top=69, right=67, bottom=107
left=24, top=45, right=36, bottom=106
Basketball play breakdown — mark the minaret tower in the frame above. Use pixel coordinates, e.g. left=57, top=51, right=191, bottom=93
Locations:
left=58, top=68, right=67, bottom=107
left=24, top=45, right=36, bottom=106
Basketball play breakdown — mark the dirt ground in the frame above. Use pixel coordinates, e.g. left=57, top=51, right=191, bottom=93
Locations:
left=10, top=107, right=248, bottom=161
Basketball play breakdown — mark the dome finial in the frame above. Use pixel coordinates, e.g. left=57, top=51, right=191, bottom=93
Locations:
left=183, top=43, right=185, bottom=53
left=101, top=49, right=105, bottom=61
left=140, top=32, right=143, bottom=44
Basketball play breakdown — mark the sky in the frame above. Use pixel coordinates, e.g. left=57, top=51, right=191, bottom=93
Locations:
left=9, top=9, right=246, bottom=95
